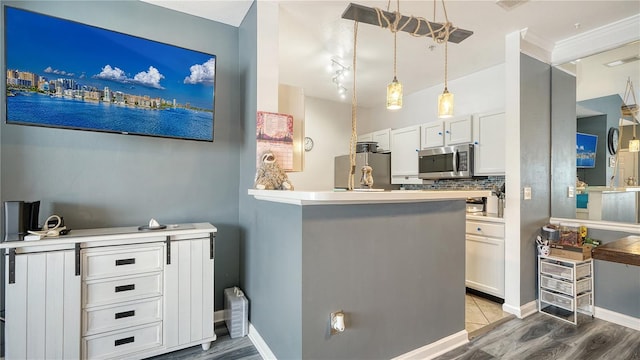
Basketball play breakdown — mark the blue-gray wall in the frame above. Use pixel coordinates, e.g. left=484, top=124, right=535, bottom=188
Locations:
left=519, top=54, right=552, bottom=304
left=0, top=0, right=241, bottom=313
left=551, top=67, right=577, bottom=219
left=577, top=94, right=623, bottom=185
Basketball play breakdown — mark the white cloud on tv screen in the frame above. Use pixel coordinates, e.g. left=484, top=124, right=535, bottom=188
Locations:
left=184, top=58, right=215, bottom=85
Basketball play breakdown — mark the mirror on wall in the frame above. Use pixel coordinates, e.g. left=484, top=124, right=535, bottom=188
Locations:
left=553, top=40, right=640, bottom=224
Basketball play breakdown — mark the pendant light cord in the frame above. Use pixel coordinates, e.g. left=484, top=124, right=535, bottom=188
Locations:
left=348, top=21, right=359, bottom=190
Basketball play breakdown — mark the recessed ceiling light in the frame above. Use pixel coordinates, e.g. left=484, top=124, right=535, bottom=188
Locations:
left=605, top=55, right=640, bottom=67
left=496, top=0, right=529, bottom=11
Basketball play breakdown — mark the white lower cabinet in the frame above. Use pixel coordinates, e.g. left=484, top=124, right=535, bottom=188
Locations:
left=4, top=222, right=216, bottom=360
left=465, top=218, right=505, bottom=298
left=5, top=248, right=81, bottom=359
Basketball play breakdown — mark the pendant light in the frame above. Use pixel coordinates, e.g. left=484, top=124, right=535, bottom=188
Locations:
left=437, top=1, right=453, bottom=118
left=386, top=1, right=402, bottom=110
left=622, top=78, right=639, bottom=152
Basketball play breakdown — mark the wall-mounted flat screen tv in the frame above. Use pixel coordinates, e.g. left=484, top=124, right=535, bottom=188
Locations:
left=4, top=6, right=216, bottom=142
left=576, top=132, right=598, bottom=168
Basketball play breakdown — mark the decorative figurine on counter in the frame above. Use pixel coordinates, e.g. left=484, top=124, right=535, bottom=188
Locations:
left=360, top=165, right=374, bottom=188
left=254, top=150, right=294, bottom=191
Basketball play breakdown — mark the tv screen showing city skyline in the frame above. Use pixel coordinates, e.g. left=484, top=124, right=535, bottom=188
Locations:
left=4, top=6, right=216, bottom=142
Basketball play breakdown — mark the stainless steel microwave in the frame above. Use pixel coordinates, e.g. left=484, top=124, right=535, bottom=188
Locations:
left=418, top=144, right=474, bottom=179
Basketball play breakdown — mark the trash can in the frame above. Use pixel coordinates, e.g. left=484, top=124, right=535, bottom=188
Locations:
left=224, top=287, right=249, bottom=338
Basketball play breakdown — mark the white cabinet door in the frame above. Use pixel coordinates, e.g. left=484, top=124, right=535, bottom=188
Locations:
left=465, top=234, right=505, bottom=298
left=421, top=122, right=444, bottom=149
left=5, top=249, right=81, bottom=359
left=473, top=111, right=505, bottom=175
left=446, top=115, right=473, bottom=145
left=373, top=128, right=391, bottom=153
left=390, top=125, right=422, bottom=184
left=164, top=237, right=215, bottom=349
left=358, top=132, right=373, bottom=142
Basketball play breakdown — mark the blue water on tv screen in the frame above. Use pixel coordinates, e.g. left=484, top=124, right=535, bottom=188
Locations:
left=576, top=132, right=598, bottom=168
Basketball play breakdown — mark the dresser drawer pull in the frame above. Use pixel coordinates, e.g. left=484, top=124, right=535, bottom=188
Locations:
left=114, top=310, right=136, bottom=319
left=115, top=258, right=136, bottom=266
left=115, top=284, right=135, bottom=293
left=114, top=336, right=135, bottom=347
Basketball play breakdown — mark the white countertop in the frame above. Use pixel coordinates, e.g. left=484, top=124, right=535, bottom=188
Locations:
left=466, top=213, right=505, bottom=223
left=586, top=186, right=640, bottom=193
left=1, top=222, right=216, bottom=250
left=248, top=189, right=492, bottom=205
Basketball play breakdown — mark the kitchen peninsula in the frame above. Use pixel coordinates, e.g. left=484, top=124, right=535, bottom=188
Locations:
left=246, top=189, right=490, bottom=359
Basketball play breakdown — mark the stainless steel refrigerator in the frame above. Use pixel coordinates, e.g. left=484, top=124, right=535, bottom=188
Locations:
left=334, top=152, right=399, bottom=190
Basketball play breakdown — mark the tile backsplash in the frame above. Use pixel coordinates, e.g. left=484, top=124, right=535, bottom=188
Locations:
left=404, top=176, right=505, bottom=192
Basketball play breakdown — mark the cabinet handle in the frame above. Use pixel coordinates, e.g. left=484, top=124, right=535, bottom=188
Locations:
left=438, top=132, right=442, bottom=136
left=8, top=248, right=16, bottom=284
left=446, top=130, right=450, bottom=134
left=115, top=258, right=136, bottom=266
left=214, top=233, right=216, bottom=259
left=477, top=227, right=482, bottom=231
left=75, top=243, right=81, bottom=276
left=114, top=336, right=135, bottom=346
left=166, top=235, right=171, bottom=265
left=115, top=284, right=135, bottom=293
left=115, top=310, right=135, bottom=319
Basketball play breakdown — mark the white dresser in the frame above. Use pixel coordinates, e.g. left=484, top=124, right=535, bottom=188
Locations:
left=3, top=222, right=216, bottom=360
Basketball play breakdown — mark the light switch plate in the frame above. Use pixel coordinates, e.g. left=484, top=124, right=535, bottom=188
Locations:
left=568, top=186, right=575, bottom=198
left=523, top=187, right=532, bottom=200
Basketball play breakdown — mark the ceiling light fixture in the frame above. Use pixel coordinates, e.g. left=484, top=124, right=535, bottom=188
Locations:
left=331, top=59, right=350, bottom=99
left=342, top=1, right=472, bottom=114
left=386, top=1, right=403, bottom=111
left=437, top=0, right=454, bottom=118
left=605, top=55, right=640, bottom=67
left=621, top=77, right=639, bottom=152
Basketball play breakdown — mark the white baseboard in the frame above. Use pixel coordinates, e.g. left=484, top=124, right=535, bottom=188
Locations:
left=391, top=330, right=469, bottom=360
left=595, top=306, right=640, bottom=331
left=214, top=310, right=225, bottom=324
left=502, top=300, right=537, bottom=319
left=248, top=323, right=278, bottom=360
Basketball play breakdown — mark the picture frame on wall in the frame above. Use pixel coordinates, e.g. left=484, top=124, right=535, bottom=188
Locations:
left=4, top=6, right=217, bottom=142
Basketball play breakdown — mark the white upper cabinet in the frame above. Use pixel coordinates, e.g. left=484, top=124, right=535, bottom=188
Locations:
left=421, top=122, right=445, bottom=148
left=421, top=115, right=473, bottom=149
left=473, top=110, right=506, bottom=175
left=372, top=128, right=391, bottom=153
left=390, top=125, right=422, bottom=184
left=358, top=132, right=374, bottom=142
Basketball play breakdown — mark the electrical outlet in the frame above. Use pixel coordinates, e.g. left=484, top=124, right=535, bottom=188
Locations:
left=568, top=186, right=575, bottom=198
left=523, top=187, right=532, bottom=200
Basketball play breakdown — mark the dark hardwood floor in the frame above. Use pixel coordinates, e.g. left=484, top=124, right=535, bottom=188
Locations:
left=152, top=313, right=640, bottom=359
left=146, top=324, right=261, bottom=360
left=435, top=312, right=640, bottom=360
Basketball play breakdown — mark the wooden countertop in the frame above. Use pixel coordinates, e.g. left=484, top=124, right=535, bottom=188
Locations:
left=592, top=236, right=640, bottom=267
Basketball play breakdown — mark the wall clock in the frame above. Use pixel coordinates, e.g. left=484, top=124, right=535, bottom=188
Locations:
left=304, top=137, right=314, bottom=152
left=607, top=127, right=619, bottom=155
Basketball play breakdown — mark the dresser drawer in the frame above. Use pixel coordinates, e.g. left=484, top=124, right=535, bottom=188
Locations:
left=83, top=298, right=162, bottom=336
left=83, top=244, right=163, bottom=280
left=84, top=273, right=162, bottom=308
left=466, top=221, right=504, bottom=238
left=83, top=322, right=162, bottom=360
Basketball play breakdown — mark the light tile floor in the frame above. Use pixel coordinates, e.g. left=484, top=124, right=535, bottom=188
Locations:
left=465, top=293, right=512, bottom=334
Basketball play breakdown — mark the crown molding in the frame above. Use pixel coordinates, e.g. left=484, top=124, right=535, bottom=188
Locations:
left=552, top=14, right=640, bottom=66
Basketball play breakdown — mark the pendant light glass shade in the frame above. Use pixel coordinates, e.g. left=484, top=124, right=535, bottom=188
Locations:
left=630, top=138, right=640, bottom=152
left=387, top=77, right=403, bottom=110
left=438, top=88, right=454, bottom=118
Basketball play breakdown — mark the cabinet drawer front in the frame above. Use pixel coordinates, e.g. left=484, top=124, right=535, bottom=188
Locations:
left=85, top=273, right=162, bottom=308
left=83, top=245, right=163, bottom=280
left=540, top=289, right=574, bottom=311
left=83, top=322, right=162, bottom=359
left=84, top=298, right=162, bottom=336
left=466, top=221, right=504, bottom=238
